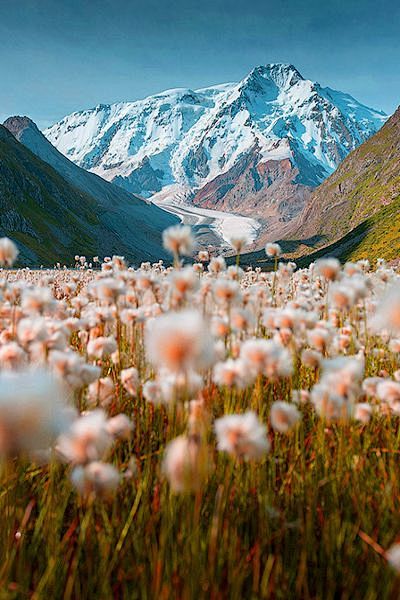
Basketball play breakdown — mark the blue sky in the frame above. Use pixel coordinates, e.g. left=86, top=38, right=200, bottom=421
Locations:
left=0, top=0, right=399, bottom=128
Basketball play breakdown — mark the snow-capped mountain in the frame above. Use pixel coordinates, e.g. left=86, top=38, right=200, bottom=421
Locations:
left=45, top=64, right=386, bottom=237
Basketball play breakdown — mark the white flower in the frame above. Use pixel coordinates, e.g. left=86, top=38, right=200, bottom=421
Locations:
left=270, top=401, right=301, bottom=433
left=71, top=461, right=120, bottom=497
left=57, top=409, right=111, bottom=464
left=162, top=435, right=209, bottom=492
left=145, top=310, right=214, bottom=373
left=106, top=414, right=134, bottom=440
left=240, top=339, right=293, bottom=378
left=265, top=243, right=281, bottom=258
left=208, top=256, right=226, bottom=274
left=0, top=369, right=74, bottom=458
left=214, top=411, right=270, bottom=460
left=0, top=237, right=18, bottom=267
left=162, top=225, right=194, bottom=257
left=315, top=258, right=341, bottom=281
left=87, top=377, right=115, bottom=408
left=311, top=384, right=351, bottom=421
left=213, top=359, right=252, bottom=388
left=229, top=234, right=250, bottom=253
left=372, top=283, right=400, bottom=336
left=120, top=367, right=139, bottom=396
left=386, top=543, right=400, bottom=572
left=354, top=403, right=373, bottom=424
left=87, top=336, right=117, bottom=359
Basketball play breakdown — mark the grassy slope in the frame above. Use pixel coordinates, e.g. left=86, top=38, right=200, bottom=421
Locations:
left=235, top=193, right=400, bottom=270
left=237, top=107, right=400, bottom=268
left=295, top=106, right=400, bottom=244
left=0, top=126, right=103, bottom=264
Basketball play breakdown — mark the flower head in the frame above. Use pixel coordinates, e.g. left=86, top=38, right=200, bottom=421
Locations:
left=214, top=411, right=270, bottom=460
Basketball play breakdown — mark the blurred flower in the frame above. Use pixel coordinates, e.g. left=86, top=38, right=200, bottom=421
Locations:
left=145, top=310, right=214, bottom=373
left=163, top=225, right=194, bottom=257
left=0, top=237, right=18, bottom=267
left=71, top=461, right=120, bottom=497
left=214, top=411, right=270, bottom=460
left=0, top=369, right=74, bottom=458
left=265, top=243, right=281, bottom=258
left=270, top=401, right=301, bottom=433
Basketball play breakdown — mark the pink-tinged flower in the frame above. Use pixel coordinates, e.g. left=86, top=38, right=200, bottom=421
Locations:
left=373, top=283, right=400, bottom=335
left=213, top=359, right=253, bottom=388
left=270, top=401, right=301, bottom=433
left=162, top=225, right=194, bottom=257
left=120, top=367, right=139, bottom=396
left=198, top=250, right=209, bottom=262
left=307, top=327, right=331, bottom=353
left=213, top=279, right=240, bottom=305
left=0, top=342, right=26, bottom=370
left=376, top=380, right=400, bottom=405
left=87, top=377, right=115, bottom=408
left=240, top=339, right=293, bottom=378
left=362, top=376, right=385, bottom=397
left=0, top=369, right=74, bottom=458
left=301, top=349, right=322, bottom=369
left=145, top=310, right=214, bottom=373
left=162, top=435, right=209, bottom=493
left=386, top=543, right=400, bottom=572
left=315, top=258, right=341, bottom=281
left=106, top=414, right=134, bottom=440
left=87, top=336, right=117, bottom=359
left=57, top=409, right=111, bottom=464
left=71, top=461, right=120, bottom=497
left=311, top=384, right=351, bottom=421
left=229, top=234, right=250, bottom=253
left=208, top=256, right=226, bottom=274
left=0, top=237, right=18, bottom=267
left=265, top=243, right=281, bottom=258
left=354, top=403, right=373, bottom=424
left=214, top=411, right=270, bottom=460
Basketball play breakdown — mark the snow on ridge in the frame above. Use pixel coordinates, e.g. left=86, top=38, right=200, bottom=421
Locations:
left=44, top=63, right=388, bottom=198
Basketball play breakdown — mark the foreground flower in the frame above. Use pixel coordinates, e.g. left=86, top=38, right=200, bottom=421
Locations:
left=229, top=234, right=250, bottom=254
left=214, top=411, right=270, bottom=460
left=240, top=339, right=293, bottom=378
left=270, top=401, right=301, bottom=433
left=57, top=409, right=112, bottom=464
left=162, top=435, right=210, bottom=492
left=145, top=310, right=214, bottom=374
left=0, top=369, right=74, bottom=458
left=0, top=237, right=19, bottom=267
left=372, top=283, right=400, bottom=335
left=386, top=543, right=400, bottom=573
left=315, top=258, right=341, bottom=281
left=265, top=243, right=281, bottom=258
left=71, top=461, right=120, bottom=498
left=162, top=225, right=194, bottom=258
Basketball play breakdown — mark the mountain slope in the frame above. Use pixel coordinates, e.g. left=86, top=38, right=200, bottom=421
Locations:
left=44, top=64, right=386, bottom=237
left=295, top=106, right=400, bottom=245
left=298, top=195, right=400, bottom=264
left=236, top=194, right=400, bottom=269
left=0, top=124, right=178, bottom=266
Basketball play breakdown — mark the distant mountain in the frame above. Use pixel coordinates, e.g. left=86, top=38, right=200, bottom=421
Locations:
left=0, top=121, right=178, bottom=266
left=294, top=105, right=400, bottom=247
left=44, top=64, right=386, bottom=239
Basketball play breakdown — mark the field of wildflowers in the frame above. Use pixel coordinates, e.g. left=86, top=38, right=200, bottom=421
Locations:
left=0, top=230, right=400, bottom=599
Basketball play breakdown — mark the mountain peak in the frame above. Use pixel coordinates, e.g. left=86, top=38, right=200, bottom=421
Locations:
left=3, top=115, right=39, bottom=138
left=243, top=63, right=304, bottom=90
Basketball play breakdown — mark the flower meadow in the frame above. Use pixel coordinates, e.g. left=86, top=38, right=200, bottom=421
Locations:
left=1, top=231, right=400, bottom=599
